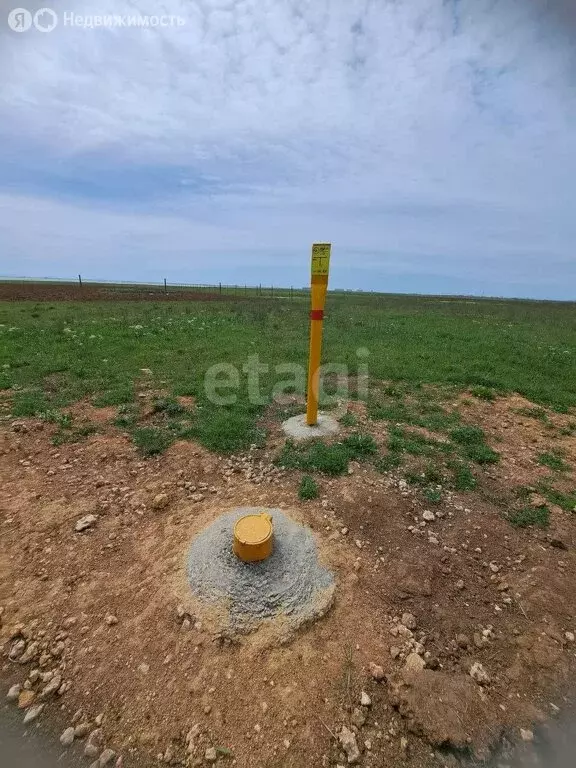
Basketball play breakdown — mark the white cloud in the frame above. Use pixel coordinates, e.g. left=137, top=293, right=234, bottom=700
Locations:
left=0, top=0, right=575, bottom=297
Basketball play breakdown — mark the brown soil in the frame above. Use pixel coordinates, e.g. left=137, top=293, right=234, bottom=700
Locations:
left=0, top=282, right=245, bottom=303
left=1, top=393, right=576, bottom=768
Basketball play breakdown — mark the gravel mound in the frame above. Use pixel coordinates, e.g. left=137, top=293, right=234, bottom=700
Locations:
left=187, top=508, right=335, bottom=636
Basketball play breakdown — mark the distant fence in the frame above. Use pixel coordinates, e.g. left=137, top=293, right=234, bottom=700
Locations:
left=0, top=276, right=364, bottom=300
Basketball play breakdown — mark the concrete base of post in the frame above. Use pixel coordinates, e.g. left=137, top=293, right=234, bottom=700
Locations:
left=281, top=412, right=340, bottom=442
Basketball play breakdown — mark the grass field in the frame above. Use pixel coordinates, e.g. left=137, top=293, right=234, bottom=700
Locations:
left=1, top=292, right=575, bottom=454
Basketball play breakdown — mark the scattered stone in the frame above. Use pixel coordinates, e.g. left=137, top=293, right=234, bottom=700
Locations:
left=18, top=689, right=36, bottom=709
left=204, top=746, right=217, bottom=762
left=191, top=493, right=205, bottom=503
left=75, top=514, right=97, bottom=532
left=105, top=614, right=118, bottom=626
left=565, top=631, right=575, bottom=643
left=95, top=713, right=105, bottom=726
left=7, top=683, right=21, bottom=702
left=400, top=736, right=409, bottom=751
left=549, top=538, right=568, bottom=550
left=520, top=728, right=534, bottom=742
left=74, top=722, right=91, bottom=739
left=369, top=662, right=385, bottom=682
left=469, top=662, right=490, bottom=685
left=422, top=510, right=435, bottom=522
left=23, top=704, right=44, bottom=724
left=339, top=726, right=360, bottom=764
left=60, top=727, right=75, bottom=747
left=84, top=729, right=105, bottom=758
left=455, top=579, right=465, bottom=590
left=39, top=673, right=62, bottom=699
left=403, top=653, right=426, bottom=674
left=151, top=493, right=170, bottom=511
left=138, top=663, right=150, bottom=675
left=98, top=748, right=116, bottom=766
left=360, top=691, right=372, bottom=707
left=390, top=646, right=400, bottom=659
left=529, top=494, right=547, bottom=508
left=401, top=612, right=417, bottom=630
left=351, top=707, right=367, bottom=728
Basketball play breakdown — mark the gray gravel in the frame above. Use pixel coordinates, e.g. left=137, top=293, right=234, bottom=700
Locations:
left=186, top=508, right=335, bottom=635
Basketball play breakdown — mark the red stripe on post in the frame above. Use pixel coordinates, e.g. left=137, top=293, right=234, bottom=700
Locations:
left=310, top=310, right=324, bottom=320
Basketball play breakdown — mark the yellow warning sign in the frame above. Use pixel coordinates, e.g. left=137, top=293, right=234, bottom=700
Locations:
left=311, top=243, right=331, bottom=277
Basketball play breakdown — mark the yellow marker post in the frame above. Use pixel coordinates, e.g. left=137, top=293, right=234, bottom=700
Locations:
left=306, top=243, right=331, bottom=426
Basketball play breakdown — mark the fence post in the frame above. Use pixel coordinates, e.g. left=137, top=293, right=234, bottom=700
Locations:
left=78, top=274, right=82, bottom=287
left=164, top=278, right=167, bottom=294
left=290, top=286, right=293, bottom=300
left=219, top=282, right=222, bottom=295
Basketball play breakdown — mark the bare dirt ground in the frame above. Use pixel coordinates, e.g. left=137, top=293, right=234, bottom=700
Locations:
left=1, top=392, right=576, bottom=768
left=0, top=282, right=235, bottom=303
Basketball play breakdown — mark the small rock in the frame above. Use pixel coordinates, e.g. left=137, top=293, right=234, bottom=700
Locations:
left=18, top=689, right=36, bottom=709
left=75, top=514, right=97, bottom=532
left=151, top=493, right=170, bottom=511
left=339, top=725, right=360, bottom=764
left=369, top=662, right=385, bottom=681
left=84, top=729, right=105, bottom=758
left=400, top=736, right=408, bottom=751
left=105, top=615, right=118, bottom=626
left=470, top=662, right=490, bottom=685
left=204, top=746, right=217, bottom=762
left=7, top=683, right=21, bottom=702
left=74, top=722, right=91, bottom=739
left=529, top=494, right=547, bottom=508
left=403, top=653, right=426, bottom=673
left=422, top=510, right=435, bottom=522
left=98, top=748, right=116, bottom=766
left=351, top=707, right=366, bottom=728
left=23, top=704, right=44, bottom=724
left=455, top=579, right=465, bottom=590
left=138, top=663, right=150, bottom=675
left=60, top=727, right=75, bottom=747
left=360, top=691, right=371, bottom=707
left=565, top=631, right=575, bottom=643
left=520, top=728, right=534, bottom=742
left=39, top=673, right=62, bottom=699
left=191, top=493, right=205, bottom=503
left=456, top=633, right=470, bottom=649
left=390, top=646, right=400, bottom=659
left=401, top=612, right=417, bottom=630
left=95, top=713, right=105, bottom=726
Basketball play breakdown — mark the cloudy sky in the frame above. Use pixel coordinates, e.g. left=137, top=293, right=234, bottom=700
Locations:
left=1, top=0, right=575, bottom=298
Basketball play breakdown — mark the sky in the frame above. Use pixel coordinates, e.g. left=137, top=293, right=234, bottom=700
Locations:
left=0, top=0, right=575, bottom=298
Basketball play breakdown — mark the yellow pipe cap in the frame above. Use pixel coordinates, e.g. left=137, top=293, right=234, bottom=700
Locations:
left=233, top=512, right=274, bottom=562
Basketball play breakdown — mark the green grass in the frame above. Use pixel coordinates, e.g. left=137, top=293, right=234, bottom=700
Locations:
left=11, top=389, right=48, bottom=417
left=448, top=461, right=478, bottom=491
left=339, top=411, right=358, bottom=427
left=374, top=453, right=403, bottom=472
left=537, top=484, right=576, bottom=511
left=470, top=385, right=497, bottom=401
left=2, top=293, right=576, bottom=454
left=52, top=423, right=97, bottom=446
left=515, top=405, right=550, bottom=423
left=508, top=506, right=550, bottom=528
left=277, top=432, right=376, bottom=476
left=423, top=487, right=442, bottom=504
left=538, top=452, right=570, bottom=472
left=449, top=425, right=500, bottom=464
left=298, top=475, right=319, bottom=500
left=132, top=426, right=174, bottom=456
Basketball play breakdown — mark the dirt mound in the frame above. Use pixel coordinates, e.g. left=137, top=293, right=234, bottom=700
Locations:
left=389, top=668, right=502, bottom=757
